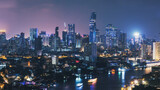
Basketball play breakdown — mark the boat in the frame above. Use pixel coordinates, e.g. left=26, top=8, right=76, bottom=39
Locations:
left=76, top=83, right=83, bottom=87
left=88, top=78, right=97, bottom=84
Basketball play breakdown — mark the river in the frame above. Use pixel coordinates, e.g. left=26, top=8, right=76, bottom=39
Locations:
left=49, top=67, right=152, bottom=90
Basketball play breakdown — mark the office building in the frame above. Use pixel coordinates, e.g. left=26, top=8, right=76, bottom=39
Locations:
left=30, top=28, right=38, bottom=49
left=153, top=42, right=160, bottom=60
left=68, top=24, right=76, bottom=51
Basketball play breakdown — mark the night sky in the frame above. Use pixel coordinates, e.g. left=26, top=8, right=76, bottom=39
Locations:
left=1, top=0, right=160, bottom=39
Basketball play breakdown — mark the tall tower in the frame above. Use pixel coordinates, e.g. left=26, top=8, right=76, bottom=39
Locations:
left=68, top=24, right=76, bottom=51
left=30, top=28, right=38, bottom=49
left=20, top=32, right=25, bottom=48
left=54, top=27, right=60, bottom=51
left=89, top=12, right=96, bottom=43
left=62, top=22, right=68, bottom=46
left=0, top=30, right=7, bottom=48
left=55, top=27, right=59, bottom=38
left=106, top=24, right=120, bottom=49
left=153, top=42, right=160, bottom=60
left=89, top=12, right=97, bottom=65
left=40, top=31, right=50, bottom=46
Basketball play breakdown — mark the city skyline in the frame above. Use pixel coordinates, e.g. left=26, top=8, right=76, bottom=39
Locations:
left=1, top=0, right=160, bottom=39
left=0, top=1, right=160, bottom=90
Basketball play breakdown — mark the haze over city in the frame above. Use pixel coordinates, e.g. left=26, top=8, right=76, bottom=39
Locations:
left=1, top=0, right=160, bottom=39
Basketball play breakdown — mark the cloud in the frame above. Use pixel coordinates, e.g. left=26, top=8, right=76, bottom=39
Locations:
left=0, top=0, right=17, bottom=9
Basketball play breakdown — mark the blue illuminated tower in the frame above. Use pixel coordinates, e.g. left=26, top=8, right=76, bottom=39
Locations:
left=30, top=28, right=38, bottom=49
left=106, top=24, right=120, bottom=49
left=89, top=12, right=96, bottom=43
left=62, top=23, right=68, bottom=46
left=68, top=24, right=76, bottom=51
left=88, top=12, right=97, bottom=65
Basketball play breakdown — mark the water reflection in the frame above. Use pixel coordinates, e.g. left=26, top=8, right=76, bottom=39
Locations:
left=50, top=67, right=152, bottom=90
left=121, top=70, right=125, bottom=86
left=75, top=75, right=83, bottom=90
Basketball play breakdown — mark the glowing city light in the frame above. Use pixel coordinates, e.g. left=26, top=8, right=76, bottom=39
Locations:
left=0, top=30, right=6, bottom=32
left=134, top=32, right=140, bottom=38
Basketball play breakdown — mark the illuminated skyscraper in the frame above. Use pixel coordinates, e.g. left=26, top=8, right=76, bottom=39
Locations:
left=88, top=12, right=97, bottom=64
left=62, top=23, right=68, bottom=46
left=62, top=30, right=67, bottom=46
left=106, top=24, right=120, bottom=49
left=119, top=33, right=127, bottom=50
left=54, top=27, right=60, bottom=51
left=68, top=24, right=76, bottom=51
left=40, top=31, right=50, bottom=46
left=153, top=42, right=160, bottom=60
left=30, top=28, right=38, bottom=49
left=96, top=29, right=100, bottom=43
left=76, top=33, right=82, bottom=48
left=89, top=12, right=96, bottom=43
left=0, top=30, right=6, bottom=46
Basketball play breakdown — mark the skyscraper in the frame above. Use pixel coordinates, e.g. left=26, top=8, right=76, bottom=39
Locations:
left=20, top=32, right=25, bottom=48
left=62, top=30, right=67, bottom=46
left=88, top=12, right=97, bottom=64
left=30, top=28, right=38, bottom=49
left=68, top=24, right=76, bottom=51
left=35, top=36, right=42, bottom=55
left=49, top=34, right=54, bottom=49
left=89, top=12, right=96, bottom=43
left=40, top=31, right=50, bottom=46
left=153, top=42, right=160, bottom=60
left=62, top=22, right=68, bottom=46
left=76, top=33, right=82, bottom=48
left=96, top=29, right=100, bottom=43
left=106, top=24, right=120, bottom=49
left=0, top=30, right=6, bottom=47
left=119, top=33, right=127, bottom=50
left=54, top=27, right=60, bottom=51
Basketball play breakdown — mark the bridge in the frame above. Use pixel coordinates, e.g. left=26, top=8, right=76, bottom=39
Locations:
left=146, top=61, right=160, bottom=67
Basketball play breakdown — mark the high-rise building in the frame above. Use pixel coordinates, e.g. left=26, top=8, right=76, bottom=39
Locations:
left=20, top=32, right=25, bottom=48
left=0, top=30, right=6, bottom=41
left=54, top=27, right=60, bottom=51
left=140, top=44, right=152, bottom=59
left=62, top=22, right=68, bottom=46
left=89, top=12, right=96, bottom=43
left=153, top=42, right=160, bottom=60
left=100, top=34, right=106, bottom=45
left=88, top=12, right=97, bottom=64
left=76, top=33, right=82, bottom=48
left=68, top=24, right=76, bottom=51
left=106, top=24, right=120, bottom=49
left=55, top=27, right=59, bottom=38
left=62, top=30, right=67, bottom=46
left=0, top=30, right=6, bottom=47
left=84, top=43, right=97, bottom=63
left=49, top=34, right=54, bottom=49
left=96, top=29, right=100, bottom=43
left=35, top=36, right=42, bottom=55
left=140, top=44, right=148, bottom=59
left=30, top=28, right=38, bottom=49
left=119, top=33, right=127, bottom=50
left=40, top=31, right=50, bottom=46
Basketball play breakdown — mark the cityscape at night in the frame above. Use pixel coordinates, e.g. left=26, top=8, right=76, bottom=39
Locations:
left=0, top=0, right=160, bottom=90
